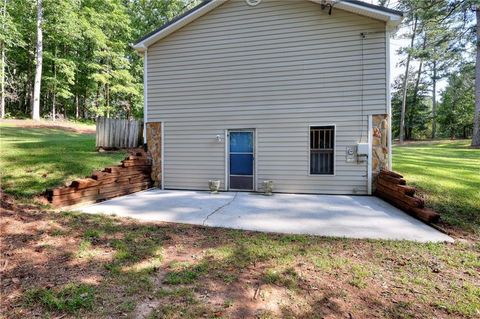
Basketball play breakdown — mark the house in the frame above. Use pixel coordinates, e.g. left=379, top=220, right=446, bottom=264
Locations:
left=133, top=0, right=403, bottom=195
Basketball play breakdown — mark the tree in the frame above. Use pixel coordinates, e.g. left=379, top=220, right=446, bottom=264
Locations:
left=3, top=0, right=209, bottom=120
left=473, top=6, right=480, bottom=146
left=1, top=0, right=6, bottom=118
left=390, top=0, right=476, bottom=142
left=438, top=64, right=475, bottom=138
left=32, top=0, right=43, bottom=120
left=5, top=0, right=35, bottom=116
left=399, top=16, right=418, bottom=144
left=1, top=0, right=23, bottom=118
left=392, top=71, right=431, bottom=140
left=421, top=0, right=475, bottom=140
left=43, top=0, right=80, bottom=120
left=425, top=24, right=462, bottom=139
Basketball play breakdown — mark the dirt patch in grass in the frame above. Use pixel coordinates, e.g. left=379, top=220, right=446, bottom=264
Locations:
left=0, top=119, right=96, bottom=134
left=0, top=192, right=107, bottom=317
left=1, top=193, right=479, bottom=318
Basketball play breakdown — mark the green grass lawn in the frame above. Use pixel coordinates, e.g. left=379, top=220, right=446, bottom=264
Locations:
left=393, top=140, right=480, bottom=233
left=0, top=122, right=126, bottom=197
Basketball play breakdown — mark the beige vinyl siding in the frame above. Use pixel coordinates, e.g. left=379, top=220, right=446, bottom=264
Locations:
left=147, top=0, right=387, bottom=194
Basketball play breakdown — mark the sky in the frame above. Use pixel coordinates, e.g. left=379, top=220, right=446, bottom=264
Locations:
left=369, top=0, right=409, bottom=79
left=368, top=0, right=449, bottom=93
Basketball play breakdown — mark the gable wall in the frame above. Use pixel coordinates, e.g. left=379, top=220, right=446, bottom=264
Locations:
left=147, top=0, right=387, bottom=194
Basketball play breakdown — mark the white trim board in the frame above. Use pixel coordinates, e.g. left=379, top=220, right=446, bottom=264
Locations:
left=143, top=50, right=148, bottom=144
left=161, top=121, right=165, bottom=190
left=367, top=115, right=373, bottom=195
left=224, top=129, right=228, bottom=191
left=386, top=31, right=393, bottom=169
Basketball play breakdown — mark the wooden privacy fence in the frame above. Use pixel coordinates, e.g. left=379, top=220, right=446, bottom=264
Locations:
left=96, top=117, right=143, bottom=149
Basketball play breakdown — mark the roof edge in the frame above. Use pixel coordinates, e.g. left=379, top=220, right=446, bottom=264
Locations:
left=342, top=0, right=403, bottom=17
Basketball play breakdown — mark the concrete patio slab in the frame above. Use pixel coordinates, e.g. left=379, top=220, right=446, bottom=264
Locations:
left=77, top=189, right=453, bottom=243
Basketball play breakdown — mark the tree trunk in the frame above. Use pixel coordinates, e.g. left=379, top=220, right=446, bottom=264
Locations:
left=28, top=81, right=33, bottom=114
left=75, top=94, right=79, bottom=119
left=19, top=86, right=24, bottom=114
left=25, top=50, right=33, bottom=116
left=432, top=61, right=437, bottom=139
left=83, top=88, right=88, bottom=118
left=0, top=38, right=5, bottom=119
left=21, top=82, right=27, bottom=114
left=105, top=83, right=110, bottom=118
left=32, top=0, right=42, bottom=121
left=51, top=46, right=56, bottom=121
left=413, top=63, right=423, bottom=101
left=126, top=97, right=132, bottom=120
left=400, top=17, right=418, bottom=144
left=451, top=93, right=457, bottom=139
left=472, top=8, right=480, bottom=147
left=406, top=58, right=422, bottom=142
left=95, top=88, right=99, bottom=111
left=412, top=35, right=426, bottom=108
left=52, top=90, right=56, bottom=121
left=0, top=0, right=5, bottom=118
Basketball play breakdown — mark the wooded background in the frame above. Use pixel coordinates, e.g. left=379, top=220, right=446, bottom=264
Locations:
left=384, top=0, right=478, bottom=144
left=0, top=0, right=479, bottom=145
left=0, top=0, right=199, bottom=121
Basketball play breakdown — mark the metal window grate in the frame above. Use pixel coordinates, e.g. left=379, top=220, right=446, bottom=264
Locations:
left=310, top=126, right=334, bottom=175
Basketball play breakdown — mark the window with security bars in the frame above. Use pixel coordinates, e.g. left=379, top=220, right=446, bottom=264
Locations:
left=310, top=126, right=335, bottom=175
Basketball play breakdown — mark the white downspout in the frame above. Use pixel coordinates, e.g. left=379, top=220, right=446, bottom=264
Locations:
left=224, top=130, right=228, bottom=191
left=368, top=115, right=373, bottom=195
left=143, top=50, right=148, bottom=144
left=161, top=121, right=165, bottom=190
left=386, top=31, right=393, bottom=169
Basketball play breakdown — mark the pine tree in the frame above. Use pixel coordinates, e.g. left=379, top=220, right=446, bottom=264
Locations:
left=472, top=6, right=480, bottom=146
left=438, top=64, right=475, bottom=138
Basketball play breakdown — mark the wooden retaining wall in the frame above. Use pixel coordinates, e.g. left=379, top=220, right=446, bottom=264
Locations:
left=375, top=170, right=440, bottom=223
left=46, top=150, right=152, bottom=207
left=96, top=117, right=143, bottom=149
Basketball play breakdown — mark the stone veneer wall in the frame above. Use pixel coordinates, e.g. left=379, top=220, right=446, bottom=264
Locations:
left=372, top=114, right=389, bottom=186
left=146, top=122, right=162, bottom=187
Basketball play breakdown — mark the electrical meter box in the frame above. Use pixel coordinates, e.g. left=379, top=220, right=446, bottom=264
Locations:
left=346, top=146, right=355, bottom=162
left=357, top=143, right=369, bottom=156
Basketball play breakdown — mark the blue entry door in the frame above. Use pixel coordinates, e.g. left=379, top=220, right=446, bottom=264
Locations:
left=229, top=130, right=254, bottom=190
